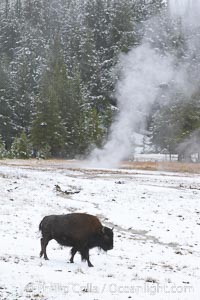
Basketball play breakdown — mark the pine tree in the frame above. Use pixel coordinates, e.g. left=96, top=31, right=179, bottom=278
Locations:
left=10, top=131, right=31, bottom=158
left=10, top=54, right=37, bottom=134
left=0, top=4, right=21, bottom=62
left=31, top=74, right=65, bottom=157
left=0, top=135, right=7, bottom=159
left=0, top=63, right=14, bottom=149
left=23, top=0, right=44, bottom=27
left=150, top=90, right=200, bottom=157
left=15, top=0, right=22, bottom=19
left=30, top=34, right=72, bottom=157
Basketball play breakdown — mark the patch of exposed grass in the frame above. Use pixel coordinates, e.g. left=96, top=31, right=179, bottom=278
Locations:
left=122, top=161, right=200, bottom=173
left=1, top=159, right=200, bottom=174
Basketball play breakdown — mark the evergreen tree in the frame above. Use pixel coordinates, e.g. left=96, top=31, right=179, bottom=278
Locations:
left=0, top=63, right=14, bottom=148
left=0, top=6, right=21, bottom=62
left=31, top=36, right=80, bottom=157
left=0, top=135, right=7, bottom=159
left=10, top=131, right=31, bottom=158
left=150, top=91, right=200, bottom=157
left=23, top=0, right=44, bottom=27
left=31, top=73, right=65, bottom=157
left=10, top=54, right=37, bottom=134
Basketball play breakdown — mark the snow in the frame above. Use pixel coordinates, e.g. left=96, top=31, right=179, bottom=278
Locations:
left=0, top=161, right=200, bottom=299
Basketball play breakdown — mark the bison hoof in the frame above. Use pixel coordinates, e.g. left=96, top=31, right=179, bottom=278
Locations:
left=44, top=257, right=49, bottom=260
left=88, top=263, right=94, bottom=267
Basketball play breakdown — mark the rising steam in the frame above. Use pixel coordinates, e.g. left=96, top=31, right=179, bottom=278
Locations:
left=88, top=45, right=175, bottom=168
left=87, top=0, right=200, bottom=168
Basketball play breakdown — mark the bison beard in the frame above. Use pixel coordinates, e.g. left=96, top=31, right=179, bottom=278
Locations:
left=39, top=213, right=113, bottom=267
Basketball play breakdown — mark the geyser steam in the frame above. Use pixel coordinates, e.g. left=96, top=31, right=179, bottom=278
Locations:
left=88, top=0, right=200, bottom=168
left=88, top=45, right=174, bottom=168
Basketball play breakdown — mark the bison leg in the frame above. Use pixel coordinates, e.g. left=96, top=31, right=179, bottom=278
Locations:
left=81, top=248, right=94, bottom=267
left=87, top=257, right=94, bottom=267
left=40, top=238, right=44, bottom=258
left=70, top=247, right=77, bottom=263
left=40, top=237, right=50, bottom=260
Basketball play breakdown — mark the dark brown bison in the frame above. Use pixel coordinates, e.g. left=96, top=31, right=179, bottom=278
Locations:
left=39, top=213, right=113, bottom=267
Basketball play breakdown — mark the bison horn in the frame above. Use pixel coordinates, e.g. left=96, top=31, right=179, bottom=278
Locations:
left=102, top=227, right=105, bottom=233
left=112, top=227, right=114, bottom=231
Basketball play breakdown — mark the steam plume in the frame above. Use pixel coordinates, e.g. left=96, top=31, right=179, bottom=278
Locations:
left=87, top=0, right=200, bottom=168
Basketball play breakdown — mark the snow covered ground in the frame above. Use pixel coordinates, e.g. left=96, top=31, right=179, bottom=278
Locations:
left=0, top=161, right=200, bottom=299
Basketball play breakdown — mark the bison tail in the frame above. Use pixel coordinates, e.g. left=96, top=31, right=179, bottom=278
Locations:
left=39, top=217, right=45, bottom=231
left=39, top=220, right=42, bottom=231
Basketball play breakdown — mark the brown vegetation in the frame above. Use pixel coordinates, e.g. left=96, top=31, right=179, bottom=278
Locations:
left=122, top=161, right=200, bottom=173
left=1, top=159, right=200, bottom=174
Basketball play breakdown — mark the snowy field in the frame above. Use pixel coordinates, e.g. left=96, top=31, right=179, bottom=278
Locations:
left=0, top=160, right=200, bottom=300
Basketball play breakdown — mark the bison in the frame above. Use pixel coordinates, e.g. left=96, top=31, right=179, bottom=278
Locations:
left=39, top=213, right=113, bottom=267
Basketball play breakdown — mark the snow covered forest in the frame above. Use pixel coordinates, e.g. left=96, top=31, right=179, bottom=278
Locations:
left=0, top=0, right=200, bottom=160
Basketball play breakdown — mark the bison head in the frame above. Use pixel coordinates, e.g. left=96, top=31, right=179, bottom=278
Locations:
left=99, top=226, right=113, bottom=251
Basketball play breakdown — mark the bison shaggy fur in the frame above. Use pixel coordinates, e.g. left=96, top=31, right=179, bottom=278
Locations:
left=39, top=213, right=113, bottom=267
